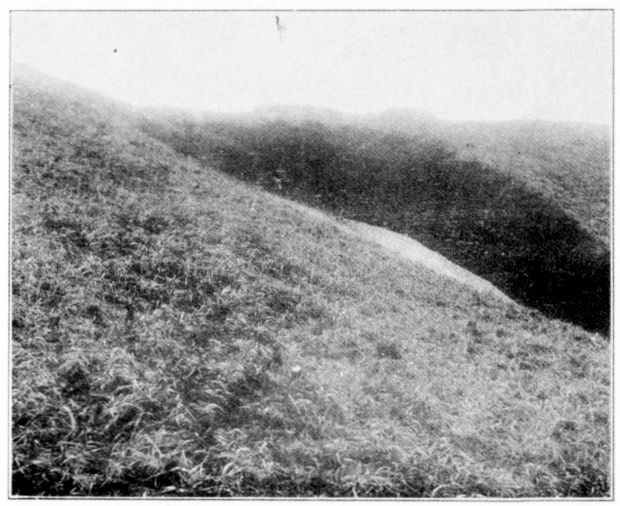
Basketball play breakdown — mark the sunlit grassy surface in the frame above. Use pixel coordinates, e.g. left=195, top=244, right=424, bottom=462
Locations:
left=11, top=70, right=610, bottom=497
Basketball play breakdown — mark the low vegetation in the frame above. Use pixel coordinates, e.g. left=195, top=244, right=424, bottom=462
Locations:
left=444, top=120, right=610, bottom=244
left=12, top=70, right=610, bottom=497
left=142, top=116, right=609, bottom=333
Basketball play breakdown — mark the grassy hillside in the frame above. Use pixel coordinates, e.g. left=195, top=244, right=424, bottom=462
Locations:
left=141, top=116, right=609, bottom=334
left=443, top=120, right=610, bottom=244
left=11, top=72, right=610, bottom=497
left=352, top=111, right=610, bottom=245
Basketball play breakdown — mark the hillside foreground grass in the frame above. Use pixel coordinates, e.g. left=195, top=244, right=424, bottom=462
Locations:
left=11, top=72, right=611, bottom=497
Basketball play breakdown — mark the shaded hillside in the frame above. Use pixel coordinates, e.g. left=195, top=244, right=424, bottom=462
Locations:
left=353, top=110, right=610, bottom=244
left=443, top=121, right=610, bottom=244
left=141, top=117, right=610, bottom=334
left=11, top=71, right=610, bottom=497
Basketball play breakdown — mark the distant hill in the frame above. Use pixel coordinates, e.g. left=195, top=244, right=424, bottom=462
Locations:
left=345, top=109, right=610, bottom=245
left=141, top=111, right=610, bottom=334
left=253, top=104, right=353, bottom=125
left=11, top=68, right=610, bottom=497
left=358, top=108, right=439, bottom=134
left=443, top=120, right=610, bottom=243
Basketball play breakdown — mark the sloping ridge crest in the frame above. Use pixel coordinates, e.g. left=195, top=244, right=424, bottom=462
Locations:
left=282, top=198, right=513, bottom=304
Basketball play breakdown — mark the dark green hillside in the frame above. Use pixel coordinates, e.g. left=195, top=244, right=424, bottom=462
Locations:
left=141, top=118, right=609, bottom=334
left=11, top=71, right=610, bottom=498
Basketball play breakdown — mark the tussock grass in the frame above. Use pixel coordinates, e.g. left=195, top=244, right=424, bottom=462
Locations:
left=11, top=70, right=610, bottom=497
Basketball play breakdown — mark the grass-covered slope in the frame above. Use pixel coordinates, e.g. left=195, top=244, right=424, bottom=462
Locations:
left=141, top=117, right=610, bottom=334
left=444, top=120, right=610, bottom=244
left=12, top=72, right=610, bottom=497
left=352, top=111, right=610, bottom=245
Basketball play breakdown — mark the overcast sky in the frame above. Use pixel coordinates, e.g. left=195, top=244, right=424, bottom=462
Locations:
left=11, top=10, right=612, bottom=124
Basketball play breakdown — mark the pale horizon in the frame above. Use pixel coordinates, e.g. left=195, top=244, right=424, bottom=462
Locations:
left=11, top=11, right=613, bottom=125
